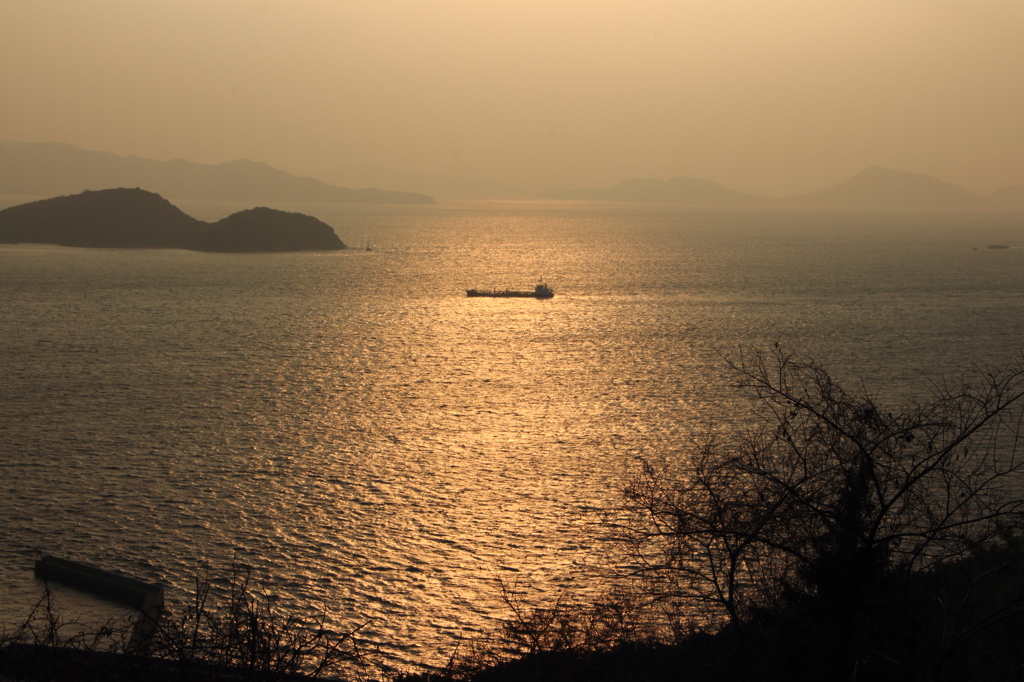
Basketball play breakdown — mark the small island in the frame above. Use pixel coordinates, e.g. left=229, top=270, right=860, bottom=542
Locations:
left=0, top=188, right=347, bottom=252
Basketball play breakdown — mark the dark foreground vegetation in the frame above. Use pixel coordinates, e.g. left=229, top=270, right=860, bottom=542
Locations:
left=0, top=568, right=367, bottom=681
left=3, top=348, right=1023, bottom=681
left=0, top=569, right=368, bottom=679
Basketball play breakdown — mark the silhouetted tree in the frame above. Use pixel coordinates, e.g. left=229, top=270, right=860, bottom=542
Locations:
left=623, top=346, right=1024, bottom=679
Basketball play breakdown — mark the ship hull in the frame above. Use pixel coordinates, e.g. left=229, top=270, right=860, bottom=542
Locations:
left=466, top=289, right=554, bottom=299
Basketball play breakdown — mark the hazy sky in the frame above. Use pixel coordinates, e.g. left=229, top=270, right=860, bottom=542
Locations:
left=1, top=0, right=1021, bottom=196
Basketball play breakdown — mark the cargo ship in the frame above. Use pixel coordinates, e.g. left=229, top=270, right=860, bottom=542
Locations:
left=466, top=283, right=554, bottom=299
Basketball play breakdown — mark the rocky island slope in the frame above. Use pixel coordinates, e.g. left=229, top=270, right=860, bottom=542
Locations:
left=0, top=188, right=346, bottom=251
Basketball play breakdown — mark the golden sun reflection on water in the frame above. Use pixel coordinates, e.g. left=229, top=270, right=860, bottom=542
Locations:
left=300, top=280, right=684, bottom=660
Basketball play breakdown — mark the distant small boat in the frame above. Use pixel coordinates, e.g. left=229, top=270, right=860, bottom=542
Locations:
left=466, top=283, right=554, bottom=299
left=987, top=244, right=1010, bottom=250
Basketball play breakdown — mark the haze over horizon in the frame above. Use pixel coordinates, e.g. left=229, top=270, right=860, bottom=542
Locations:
left=1, top=1, right=1021, bottom=197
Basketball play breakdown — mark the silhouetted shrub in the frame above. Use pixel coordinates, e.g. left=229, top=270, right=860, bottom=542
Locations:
left=620, top=346, right=1024, bottom=679
left=0, top=567, right=366, bottom=681
left=146, top=568, right=365, bottom=680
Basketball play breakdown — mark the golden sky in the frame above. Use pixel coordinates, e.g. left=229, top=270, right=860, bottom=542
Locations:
left=1, top=0, right=1021, bottom=195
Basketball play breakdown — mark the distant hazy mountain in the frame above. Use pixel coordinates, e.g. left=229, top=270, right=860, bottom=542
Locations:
left=539, top=177, right=761, bottom=205
left=784, top=166, right=991, bottom=208
left=321, top=164, right=525, bottom=200
left=537, top=167, right=1019, bottom=209
left=0, top=142, right=435, bottom=204
left=0, top=188, right=346, bottom=251
left=988, top=185, right=1024, bottom=208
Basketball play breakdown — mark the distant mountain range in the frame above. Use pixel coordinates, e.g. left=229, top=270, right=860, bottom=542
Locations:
left=0, top=142, right=435, bottom=204
left=2, top=141, right=1021, bottom=209
left=541, top=167, right=1024, bottom=209
left=539, top=176, right=764, bottom=205
left=320, top=164, right=526, bottom=201
left=0, top=188, right=346, bottom=252
left=786, top=166, right=993, bottom=208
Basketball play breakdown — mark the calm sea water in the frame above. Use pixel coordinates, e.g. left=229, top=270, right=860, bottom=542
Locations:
left=1, top=200, right=1021, bottom=669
